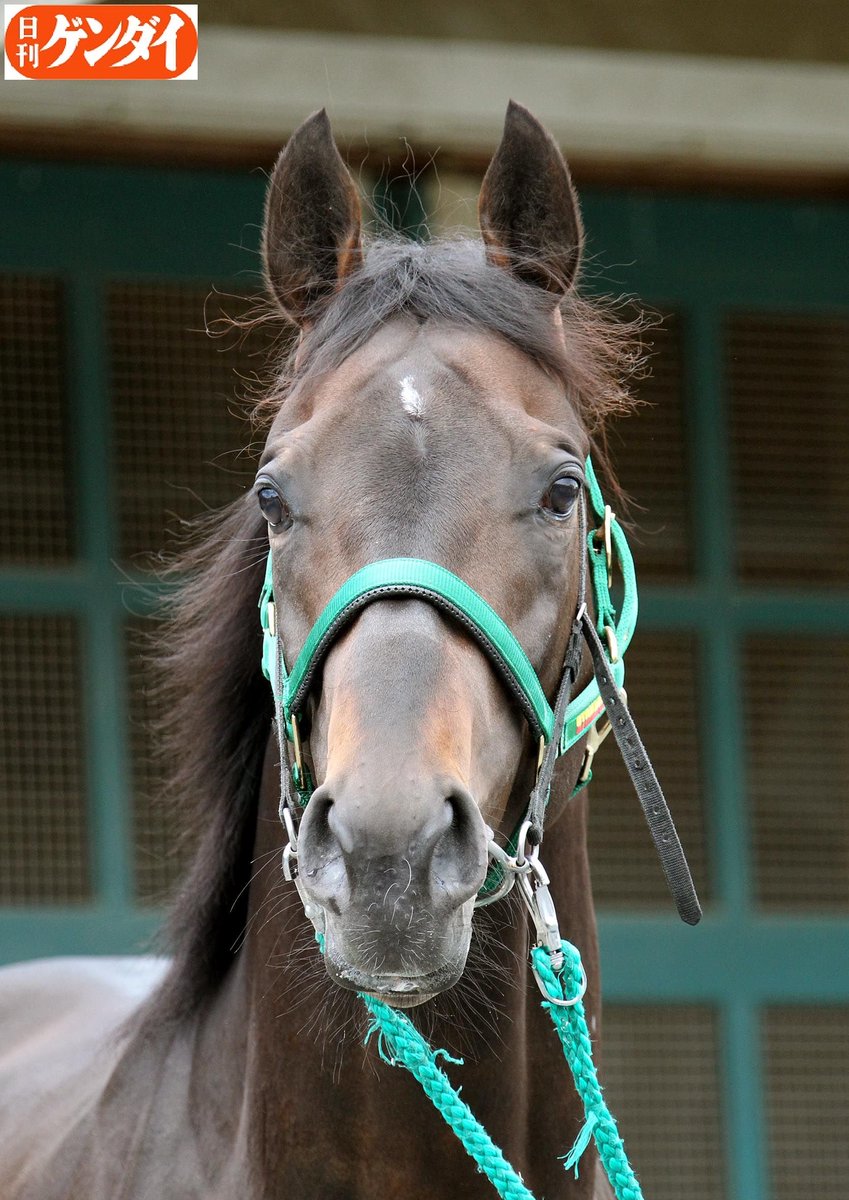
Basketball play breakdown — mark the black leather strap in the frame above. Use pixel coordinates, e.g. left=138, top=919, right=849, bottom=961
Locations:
left=581, top=610, right=702, bottom=926
left=525, top=613, right=585, bottom=843
left=525, top=496, right=589, bottom=844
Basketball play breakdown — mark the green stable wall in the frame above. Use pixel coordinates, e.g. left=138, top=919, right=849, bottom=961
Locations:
left=1, top=159, right=848, bottom=1200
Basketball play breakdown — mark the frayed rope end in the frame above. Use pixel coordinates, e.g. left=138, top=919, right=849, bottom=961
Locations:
left=361, top=996, right=464, bottom=1071
left=560, top=1111, right=598, bottom=1179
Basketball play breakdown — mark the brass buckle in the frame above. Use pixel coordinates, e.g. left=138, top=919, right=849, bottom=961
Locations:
left=604, top=624, right=620, bottom=664
left=578, top=687, right=626, bottom=783
left=290, top=712, right=305, bottom=783
left=578, top=717, right=611, bottom=783
left=593, top=504, right=615, bottom=590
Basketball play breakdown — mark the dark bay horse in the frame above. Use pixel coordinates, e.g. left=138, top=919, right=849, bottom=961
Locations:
left=0, top=103, right=659, bottom=1199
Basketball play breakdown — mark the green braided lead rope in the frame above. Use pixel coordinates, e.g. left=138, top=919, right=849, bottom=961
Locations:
left=530, top=943, right=643, bottom=1199
left=361, top=992, right=537, bottom=1200
left=314, top=931, right=531, bottom=1197
left=358, top=937, right=643, bottom=1200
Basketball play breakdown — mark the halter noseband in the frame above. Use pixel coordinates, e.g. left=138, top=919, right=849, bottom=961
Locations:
left=259, top=456, right=701, bottom=928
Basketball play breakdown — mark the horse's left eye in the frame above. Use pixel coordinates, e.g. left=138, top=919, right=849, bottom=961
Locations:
left=541, top=476, right=581, bottom=518
left=257, top=486, right=290, bottom=529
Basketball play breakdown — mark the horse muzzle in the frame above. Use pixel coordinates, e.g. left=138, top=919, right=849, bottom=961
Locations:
left=295, top=778, right=488, bottom=1001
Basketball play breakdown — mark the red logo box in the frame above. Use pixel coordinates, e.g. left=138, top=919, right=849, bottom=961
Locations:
left=4, top=4, right=198, bottom=79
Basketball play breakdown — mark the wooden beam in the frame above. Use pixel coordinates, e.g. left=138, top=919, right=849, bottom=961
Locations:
left=1, top=28, right=849, bottom=184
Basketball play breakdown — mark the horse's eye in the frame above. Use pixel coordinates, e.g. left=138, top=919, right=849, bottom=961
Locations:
left=541, top=476, right=581, bottom=518
left=257, top=485, right=290, bottom=529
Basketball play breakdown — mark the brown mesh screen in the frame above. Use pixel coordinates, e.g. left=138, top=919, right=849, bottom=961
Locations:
left=729, top=314, right=849, bottom=585
left=745, top=635, right=849, bottom=910
left=602, top=1004, right=725, bottom=1200
left=589, top=632, right=708, bottom=906
left=0, top=275, right=73, bottom=564
left=764, top=1007, right=849, bottom=1200
left=126, top=617, right=194, bottom=905
left=605, top=314, right=691, bottom=582
left=108, top=283, right=275, bottom=563
left=0, top=615, right=89, bottom=902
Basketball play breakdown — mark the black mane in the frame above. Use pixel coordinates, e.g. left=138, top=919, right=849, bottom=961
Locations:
left=259, top=236, right=639, bottom=429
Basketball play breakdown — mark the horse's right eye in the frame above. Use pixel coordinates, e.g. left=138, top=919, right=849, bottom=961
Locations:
left=540, top=475, right=581, bottom=520
left=257, top=486, right=291, bottom=530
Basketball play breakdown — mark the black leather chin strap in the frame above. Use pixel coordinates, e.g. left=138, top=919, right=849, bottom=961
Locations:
left=581, top=610, right=702, bottom=925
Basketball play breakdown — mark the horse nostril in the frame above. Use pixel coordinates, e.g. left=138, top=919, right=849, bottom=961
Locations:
left=444, top=789, right=475, bottom=838
left=296, top=786, right=351, bottom=909
left=326, top=799, right=364, bottom=857
left=431, top=785, right=488, bottom=908
left=302, top=786, right=334, bottom=845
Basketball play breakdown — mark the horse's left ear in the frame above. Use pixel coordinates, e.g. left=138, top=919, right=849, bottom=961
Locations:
left=478, top=100, right=584, bottom=294
left=262, top=109, right=363, bottom=327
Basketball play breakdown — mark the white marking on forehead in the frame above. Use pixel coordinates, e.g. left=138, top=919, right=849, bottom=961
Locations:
left=399, top=375, right=423, bottom=419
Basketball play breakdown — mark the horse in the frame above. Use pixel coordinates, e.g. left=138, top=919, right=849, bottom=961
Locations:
left=0, top=102, right=699, bottom=1200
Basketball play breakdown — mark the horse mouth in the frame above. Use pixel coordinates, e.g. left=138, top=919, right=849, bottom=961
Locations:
left=324, top=951, right=467, bottom=1006
left=372, top=992, right=437, bottom=1010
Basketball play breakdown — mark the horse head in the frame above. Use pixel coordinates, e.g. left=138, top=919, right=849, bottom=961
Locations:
left=256, top=103, right=613, bottom=1007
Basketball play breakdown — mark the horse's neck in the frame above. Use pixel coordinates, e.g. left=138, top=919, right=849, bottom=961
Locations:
left=232, top=740, right=602, bottom=1198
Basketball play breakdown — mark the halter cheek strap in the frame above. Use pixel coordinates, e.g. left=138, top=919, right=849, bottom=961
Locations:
left=259, top=456, right=701, bottom=926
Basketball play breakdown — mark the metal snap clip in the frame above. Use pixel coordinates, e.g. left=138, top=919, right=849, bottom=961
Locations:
left=531, top=956, right=588, bottom=1008
left=515, top=818, right=540, bottom=868
left=281, top=805, right=299, bottom=855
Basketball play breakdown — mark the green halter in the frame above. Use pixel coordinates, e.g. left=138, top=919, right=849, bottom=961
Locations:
left=259, top=456, right=634, bottom=763
left=257, top=456, right=700, bottom=1200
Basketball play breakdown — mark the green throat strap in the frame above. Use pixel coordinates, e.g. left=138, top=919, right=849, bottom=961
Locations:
left=260, top=456, right=635, bottom=758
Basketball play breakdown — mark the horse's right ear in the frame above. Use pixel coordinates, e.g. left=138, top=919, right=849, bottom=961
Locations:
left=262, top=109, right=363, bottom=327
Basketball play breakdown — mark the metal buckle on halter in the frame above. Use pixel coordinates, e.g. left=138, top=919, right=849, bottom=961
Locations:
left=290, top=712, right=306, bottom=787
left=593, top=504, right=615, bottom=591
left=578, top=687, right=626, bottom=783
left=578, top=717, right=610, bottom=784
